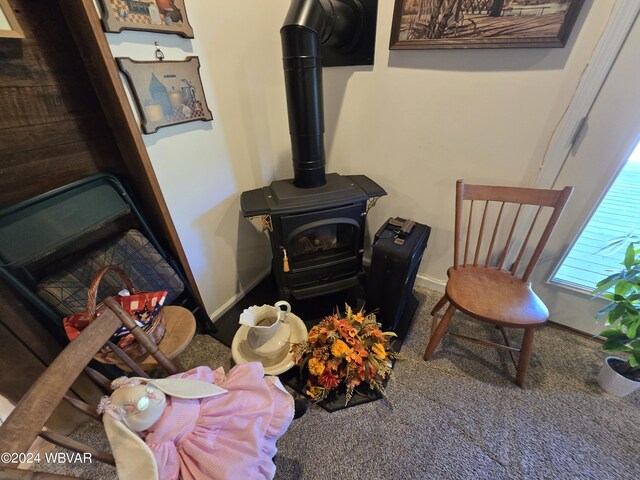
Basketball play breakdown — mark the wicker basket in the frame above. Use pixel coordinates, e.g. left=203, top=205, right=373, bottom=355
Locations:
left=64, top=265, right=166, bottom=364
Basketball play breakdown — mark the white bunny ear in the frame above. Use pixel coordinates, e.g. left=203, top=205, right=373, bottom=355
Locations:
left=103, top=414, right=159, bottom=480
left=150, top=378, right=228, bottom=399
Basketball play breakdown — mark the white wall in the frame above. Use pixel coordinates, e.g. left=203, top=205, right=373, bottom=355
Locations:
left=104, top=0, right=614, bottom=316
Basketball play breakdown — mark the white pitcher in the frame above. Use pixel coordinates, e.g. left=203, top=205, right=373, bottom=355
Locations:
left=239, top=301, right=291, bottom=358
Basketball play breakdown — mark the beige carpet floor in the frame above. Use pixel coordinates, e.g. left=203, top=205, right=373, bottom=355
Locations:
left=34, top=286, right=640, bottom=479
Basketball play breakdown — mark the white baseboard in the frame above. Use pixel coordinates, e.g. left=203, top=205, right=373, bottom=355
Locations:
left=209, top=268, right=271, bottom=323
left=414, top=273, right=446, bottom=292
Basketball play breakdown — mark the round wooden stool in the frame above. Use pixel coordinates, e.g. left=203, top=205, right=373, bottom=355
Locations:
left=116, top=305, right=196, bottom=372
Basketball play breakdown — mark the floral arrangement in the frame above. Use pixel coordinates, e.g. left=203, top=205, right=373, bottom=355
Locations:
left=291, top=305, right=399, bottom=405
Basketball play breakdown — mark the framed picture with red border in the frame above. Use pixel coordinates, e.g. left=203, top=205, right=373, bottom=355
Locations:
left=98, top=0, right=194, bottom=38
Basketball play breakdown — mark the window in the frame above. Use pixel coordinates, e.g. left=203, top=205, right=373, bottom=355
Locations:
left=553, top=143, right=640, bottom=291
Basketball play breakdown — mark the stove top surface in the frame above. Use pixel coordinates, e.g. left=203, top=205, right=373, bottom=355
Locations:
left=241, top=173, right=385, bottom=217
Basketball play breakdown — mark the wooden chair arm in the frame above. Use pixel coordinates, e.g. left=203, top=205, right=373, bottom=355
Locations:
left=82, top=368, right=111, bottom=392
left=0, top=309, right=122, bottom=455
left=61, top=396, right=101, bottom=422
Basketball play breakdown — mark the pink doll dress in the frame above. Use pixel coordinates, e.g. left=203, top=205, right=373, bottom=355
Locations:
left=142, top=363, right=294, bottom=480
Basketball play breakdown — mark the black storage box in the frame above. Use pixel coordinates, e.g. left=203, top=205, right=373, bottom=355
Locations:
left=366, top=218, right=431, bottom=338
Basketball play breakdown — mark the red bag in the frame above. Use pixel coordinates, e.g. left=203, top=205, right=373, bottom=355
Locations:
left=63, top=265, right=167, bottom=363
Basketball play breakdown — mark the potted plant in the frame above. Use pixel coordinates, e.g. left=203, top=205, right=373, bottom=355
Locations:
left=593, top=242, right=640, bottom=396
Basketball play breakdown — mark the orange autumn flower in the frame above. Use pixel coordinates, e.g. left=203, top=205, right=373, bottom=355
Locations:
left=331, top=339, right=350, bottom=358
left=310, top=325, right=328, bottom=337
left=308, top=357, right=325, bottom=376
left=345, top=347, right=363, bottom=365
left=354, top=344, right=368, bottom=360
left=337, top=319, right=350, bottom=330
left=370, top=328, right=384, bottom=340
left=338, top=321, right=358, bottom=340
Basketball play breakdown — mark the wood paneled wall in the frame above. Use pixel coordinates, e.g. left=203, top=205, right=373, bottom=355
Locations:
left=0, top=0, right=119, bottom=418
left=0, top=0, right=124, bottom=206
left=0, top=0, right=204, bottom=422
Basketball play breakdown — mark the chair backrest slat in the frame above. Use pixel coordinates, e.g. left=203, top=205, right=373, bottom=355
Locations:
left=473, top=201, right=489, bottom=266
left=511, top=205, right=542, bottom=276
left=522, top=186, right=573, bottom=281
left=484, top=201, right=505, bottom=268
left=496, top=203, right=522, bottom=271
left=454, top=180, right=573, bottom=280
left=463, top=200, right=474, bottom=266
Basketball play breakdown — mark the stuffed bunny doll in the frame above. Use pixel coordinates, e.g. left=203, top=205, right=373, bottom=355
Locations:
left=99, top=363, right=295, bottom=480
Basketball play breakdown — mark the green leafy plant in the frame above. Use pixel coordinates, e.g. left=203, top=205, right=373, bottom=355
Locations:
left=593, top=242, right=640, bottom=379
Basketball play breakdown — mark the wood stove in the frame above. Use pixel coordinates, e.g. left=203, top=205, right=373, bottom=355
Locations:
left=241, top=0, right=384, bottom=300
left=242, top=173, right=384, bottom=300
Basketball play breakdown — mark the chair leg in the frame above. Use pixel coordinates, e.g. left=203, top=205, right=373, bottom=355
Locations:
left=430, top=295, right=448, bottom=337
left=515, top=328, right=535, bottom=387
left=424, top=304, right=456, bottom=361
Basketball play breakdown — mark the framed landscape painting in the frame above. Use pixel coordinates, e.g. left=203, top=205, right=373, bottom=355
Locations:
left=117, top=57, right=213, bottom=134
left=389, top=0, right=585, bottom=49
left=98, top=0, right=194, bottom=38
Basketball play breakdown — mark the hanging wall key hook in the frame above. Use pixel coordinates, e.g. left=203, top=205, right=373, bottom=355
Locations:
left=154, top=42, right=165, bottom=61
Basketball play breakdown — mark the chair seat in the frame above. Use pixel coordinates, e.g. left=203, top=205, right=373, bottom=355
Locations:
left=445, top=266, right=549, bottom=327
left=109, top=306, right=196, bottom=371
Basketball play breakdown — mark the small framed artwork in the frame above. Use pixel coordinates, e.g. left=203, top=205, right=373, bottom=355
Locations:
left=389, top=0, right=585, bottom=50
left=0, top=0, right=25, bottom=39
left=117, top=56, right=213, bottom=134
left=98, top=0, right=194, bottom=38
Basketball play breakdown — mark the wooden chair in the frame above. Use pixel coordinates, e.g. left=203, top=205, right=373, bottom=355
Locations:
left=423, top=180, right=573, bottom=387
left=0, top=297, right=178, bottom=479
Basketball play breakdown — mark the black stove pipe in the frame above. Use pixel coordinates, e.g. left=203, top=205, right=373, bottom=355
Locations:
left=281, top=0, right=329, bottom=189
left=281, top=0, right=364, bottom=188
